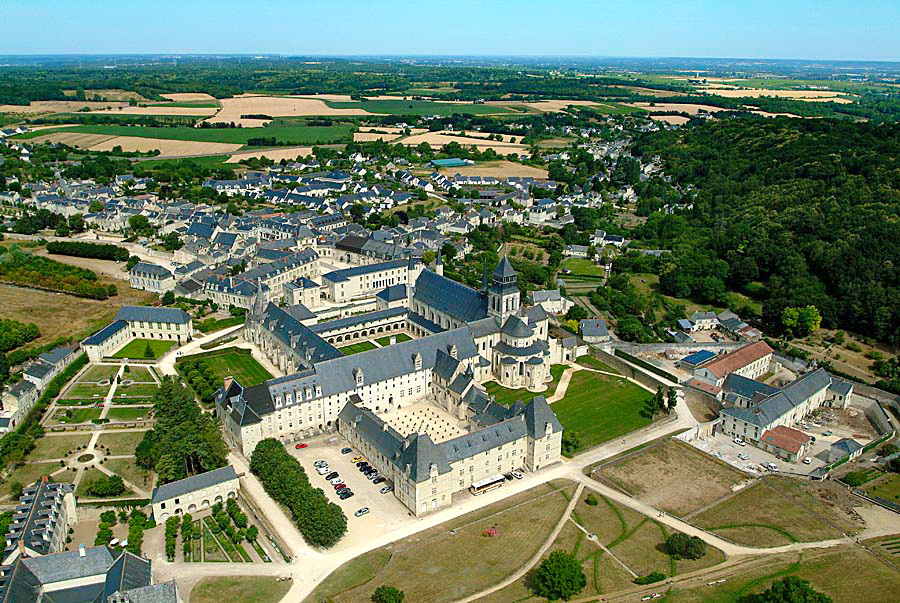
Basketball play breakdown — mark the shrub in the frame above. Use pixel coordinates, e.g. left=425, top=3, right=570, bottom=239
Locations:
left=665, top=533, right=707, bottom=560
left=584, top=494, right=599, bottom=506
left=633, top=572, right=666, bottom=585
left=100, top=510, right=117, bottom=525
left=87, top=475, right=126, bottom=498
left=531, top=550, right=586, bottom=601
left=372, top=585, right=405, bottom=603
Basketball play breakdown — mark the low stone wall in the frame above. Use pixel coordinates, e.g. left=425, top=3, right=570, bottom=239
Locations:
left=675, top=418, right=721, bottom=443
left=590, top=347, right=678, bottom=391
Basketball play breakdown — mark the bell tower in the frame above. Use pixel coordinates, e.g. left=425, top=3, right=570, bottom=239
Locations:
left=488, top=257, right=520, bottom=320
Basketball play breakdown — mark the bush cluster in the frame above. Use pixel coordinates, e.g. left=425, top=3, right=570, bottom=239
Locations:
left=46, top=241, right=129, bottom=262
left=0, top=319, right=40, bottom=353
left=176, top=358, right=220, bottom=404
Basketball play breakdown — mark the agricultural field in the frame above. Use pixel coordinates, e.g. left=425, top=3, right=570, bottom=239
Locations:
left=484, top=364, right=567, bottom=406
left=179, top=347, right=273, bottom=386
left=338, top=341, right=378, bottom=355
left=592, top=439, right=748, bottom=517
left=692, top=478, right=863, bottom=547
left=305, top=482, right=574, bottom=603
left=436, top=160, right=548, bottom=179
left=551, top=371, right=654, bottom=454
left=110, top=339, right=174, bottom=359
left=326, top=99, right=515, bottom=115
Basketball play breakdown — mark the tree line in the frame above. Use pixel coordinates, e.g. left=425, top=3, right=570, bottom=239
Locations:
left=0, top=246, right=115, bottom=300
left=46, top=241, right=130, bottom=262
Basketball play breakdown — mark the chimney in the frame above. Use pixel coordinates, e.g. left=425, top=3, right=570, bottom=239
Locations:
left=79, top=544, right=86, bottom=558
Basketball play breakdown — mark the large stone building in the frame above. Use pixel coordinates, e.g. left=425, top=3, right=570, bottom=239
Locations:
left=218, top=259, right=566, bottom=515
left=151, top=466, right=239, bottom=521
left=82, top=306, right=193, bottom=361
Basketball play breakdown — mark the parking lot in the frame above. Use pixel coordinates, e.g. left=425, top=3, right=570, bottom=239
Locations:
left=287, top=434, right=417, bottom=549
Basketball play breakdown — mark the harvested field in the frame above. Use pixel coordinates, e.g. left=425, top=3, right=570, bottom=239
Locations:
left=593, top=440, right=748, bottom=517
left=224, top=147, right=313, bottom=163
left=357, top=126, right=427, bottom=135
left=64, top=89, right=150, bottom=101
left=27, top=132, right=118, bottom=148
left=160, top=92, right=216, bottom=102
left=702, top=88, right=854, bottom=103
left=488, top=99, right=609, bottom=112
left=89, top=136, right=242, bottom=156
left=353, top=131, right=401, bottom=142
left=625, top=102, right=728, bottom=114
left=208, top=95, right=371, bottom=126
left=397, top=131, right=527, bottom=154
left=86, top=105, right=218, bottom=116
left=0, top=100, right=129, bottom=114
left=651, top=115, right=691, bottom=125
left=439, top=160, right=548, bottom=178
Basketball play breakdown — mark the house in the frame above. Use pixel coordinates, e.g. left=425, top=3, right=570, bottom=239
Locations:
left=757, top=425, right=811, bottom=463
left=150, top=466, right=239, bottom=521
left=2, top=478, right=77, bottom=566
left=129, top=261, right=175, bottom=294
left=692, top=341, right=773, bottom=388
left=82, top=306, right=193, bottom=362
left=531, top=289, right=573, bottom=315
left=579, top=319, right=610, bottom=344
left=826, top=379, right=853, bottom=410
left=689, top=311, right=719, bottom=331
left=22, top=345, right=78, bottom=391
left=0, top=381, right=38, bottom=433
left=829, top=438, right=864, bottom=463
left=679, top=350, right=716, bottom=371
left=564, top=245, right=589, bottom=258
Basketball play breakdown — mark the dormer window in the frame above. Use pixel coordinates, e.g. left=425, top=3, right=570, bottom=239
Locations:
left=353, top=368, right=364, bottom=386
left=413, top=352, right=422, bottom=371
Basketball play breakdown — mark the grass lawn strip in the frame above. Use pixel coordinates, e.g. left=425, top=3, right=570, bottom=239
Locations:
left=4, top=463, right=61, bottom=496
left=50, top=407, right=102, bottom=424
left=484, top=364, right=567, bottom=406
left=551, top=371, right=653, bottom=453
left=64, top=382, right=110, bottom=399
left=80, top=364, right=120, bottom=382
left=96, top=431, right=146, bottom=455
left=575, top=355, right=620, bottom=374
left=29, top=434, right=92, bottom=460
left=338, top=341, right=378, bottom=355
left=103, top=458, right=153, bottom=490
left=865, top=472, right=900, bottom=502
left=191, top=576, right=291, bottom=603
left=106, top=406, right=152, bottom=422
left=121, top=365, right=156, bottom=383
left=114, top=383, right=159, bottom=398
left=375, top=333, right=412, bottom=346
left=110, top=338, right=174, bottom=359
left=180, top=347, right=272, bottom=386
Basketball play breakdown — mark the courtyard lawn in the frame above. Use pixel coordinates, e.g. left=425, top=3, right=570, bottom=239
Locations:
left=339, top=341, right=378, bottom=355
left=49, top=407, right=103, bottom=425
left=179, top=347, right=273, bottom=386
left=551, top=371, right=653, bottom=454
left=576, top=355, right=619, bottom=374
left=97, top=431, right=147, bottom=455
left=106, top=407, right=152, bottom=422
left=111, top=339, right=175, bottom=359
left=484, top=364, right=568, bottom=406
left=191, top=576, right=291, bottom=603
left=4, top=463, right=61, bottom=496
left=64, top=382, right=110, bottom=399
left=114, top=382, right=159, bottom=398
left=375, top=333, right=412, bottom=346
left=76, top=468, right=134, bottom=498
left=560, top=258, right=606, bottom=277
left=29, top=435, right=92, bottom=460
left=80, top=364, right=120, bottom=382
left=121, top=365, right=156, bottom=383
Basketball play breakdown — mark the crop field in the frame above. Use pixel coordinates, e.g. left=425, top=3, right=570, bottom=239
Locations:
left=305, top=482, right=574, bottom=603
left=692, top=478, right=862, bottom=547
left=437, top=160, right=548, bottom=178
left=326, top=99, right=515, bottom=115
left=179, top=347, right=273, bottom=386
left=551, top=371, right=653, bottom=454
left=110, top=339, right=174, bottom=359
left=593, top=439, right=748, bottom=517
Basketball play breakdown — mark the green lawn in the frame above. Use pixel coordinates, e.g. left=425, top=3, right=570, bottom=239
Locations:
left=484, top=364, right=567, bottom=406
left=65, top=382, right=110, bottom=399
left=121, top=365, right=156, bottom=383
left=80, top=364, right=120, bottom=382
left=114, top=382, right=159, bottom=398
left=49, top=407, right=103, bottom=425
left=104, top=457, right=153, bottom=490
left=375, top=333, right=412, bottom=346
left=560, top=258, right=605, bottom=277
left=106, top=407, right=152, bottom=422
left=30, top=435, right=92, bottom=460
left=552, top=371, right=653, bottom=454
left=111, top=339, right=175, bottom=359
left=179, top=347, right=272, bottom=386
left=325, top=99, right=514, bottom=116
left=866, top=473, right=900, bottom=503
left=76, top=468, right=133, bottom=498
left=19, top=119, right=354, bottom=145
left=97, top=431, right=147, bottom=455
left=191, top=576, right=291, bottom=603
left=576, top=355, right=620, bottom=374
left=4, top=463, right=61, bottom=496
left=339, top=341, right=378, bottom=355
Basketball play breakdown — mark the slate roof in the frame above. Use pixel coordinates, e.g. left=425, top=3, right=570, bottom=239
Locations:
left=23, top=361, right=53, bottom=380
left=322, top=259, right=407, bottom=283
left=579, top=319, right=608, bottom=338
left=115, top=306, right=191, bottom=325
left=439, top=417, right=527, bottom=464
left=494, top=256, right=517, bottom=278
left=413, top=269, right=488, bottom=324
left=722, top=373, right=780, bottom=403
left=129, top=262, right=173, bottom=278
left=108, top=580, right=178, bottom=603
left=150, top=466, right=237, bottom=504
left=309, top=307, right=407, bottom=334
left=721, top=368, right=831, bottom=428
left=285, top=304, right=316, bottom=322
left=38, top=346, right=74, bottom=366
left=376, top=284, right=408, bottom=302
left=501, top=315, right=533, bottom=338
left=532, top=289, right=562, bottom=303
left=831, top=438, right=863, bottom=456
left=259, top=303, right=342, bottom=365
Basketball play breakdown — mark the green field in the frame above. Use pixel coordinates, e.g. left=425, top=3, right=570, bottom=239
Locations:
left=375, top=333, right=412, bottom=346
left=19, top=119, right=355, bottom=146
left=114, top=382, right=159, bottom=398
left=179, top=347, right=272, bottom=386
left=111, top=339, right=175, bottom=359
left=339, top=341, right=378, bottom=355
left=80, top=364, right=120, bottom=382
left=552, top=371, right=653, bottom=454
left=560, top=258, right=605, bottom=277
left=4, top=463, right=61, bottom=496
left=121, top=365, right=156, bottom=382
left=484, top=364, right=567, bottom=406
left=192, top=576, right=291, bottom=603
left=106, top=407, right=152, bottom=422
left=104, top=457, right=153, bottom=490
left=866, top=473, right=900, bottom=502
left=50, top=407, right=102, bottom=424
left=325, top=99, right=514, bottom=116
left=65, top=381, right=110, bottom=398
left=575, top=355, right=619, bottom=373
left=29, top=435, right=92, bottom=460
left=97, top=431, right=147, bottom=455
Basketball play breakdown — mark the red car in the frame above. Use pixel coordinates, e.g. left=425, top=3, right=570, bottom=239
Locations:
left=295, top=443, right=308, bottom=449
left=333, top=483, right=347, bottom=491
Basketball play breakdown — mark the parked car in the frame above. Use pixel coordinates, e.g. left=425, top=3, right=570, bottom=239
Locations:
left=333, top=483, right=347, bottom=490
left=329, top=477, right=343, bottom=485
left=314, top=460, right=327, bottom=467
left=295, top=443, right=308, bottom=449
left=803, top=457, right=812, bottom=465
left=733, top=437, right=746, bottom=446
left=339, top=490, right=354, bottom=500
left=325, top=472, right=338, bottom=481
left=352, top=456, right=366, bottom=463
left=823, top=430, right=833, bottom=436
left=316, top=466, right=330, bottom=475
left=504, top=473, right=514, bottom=481
left=737, top=453, right=750, bottom=461
left=511, top=470, right=524, bottom=480
left=354, top=507, right=370, bottom=517
left=356, top=461, right=369, bottom=468
left=341, top=447, right=352, bottom=454
left=372, top=476, right=385, bottom=484
left=380, top=485, right=393, bottom=494
left=367, top=473, right=380, bottom=481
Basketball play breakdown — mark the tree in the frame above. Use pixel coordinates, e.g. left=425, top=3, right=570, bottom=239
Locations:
left=143, top=343, right=155, bottom=359
left=246, top=525, right=259, bottom=542
left=126, top=255, right=140, bottom=271
left=532, top=550, right=586, bottom=601
left=161, top=290, right=175, bottom=305
left=665, top=533, right=707, bottom=560
left=738, top=576, right=832, bottom=603
left=128, top=214, right=152, bottom=236
left=650, top=386, right=666, bottom=416
left=372, top=585, right=405, bottom=603
left=666, top=387, right=678, bottom=414
left=565, top=305, right=589, bottom=322
left=89, top=200, right=105, bottom=213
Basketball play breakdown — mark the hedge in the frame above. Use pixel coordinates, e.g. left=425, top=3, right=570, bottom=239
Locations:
left=46, top=241, right=129, bottom=262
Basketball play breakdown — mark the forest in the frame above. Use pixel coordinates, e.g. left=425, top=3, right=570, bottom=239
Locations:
left=0, top=246, right=116, bottom=300
left=633, top=116, right=900, bottom=345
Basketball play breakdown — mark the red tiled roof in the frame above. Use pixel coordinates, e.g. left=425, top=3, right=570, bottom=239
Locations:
left=760, top=425, right=810, bottom=455
left=687, top=378, right=722, bottom=397
left=703, top=341, right=773, bottom=379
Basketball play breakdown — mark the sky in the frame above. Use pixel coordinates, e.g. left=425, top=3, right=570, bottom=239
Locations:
left=1, top=0, right=898, bottom=62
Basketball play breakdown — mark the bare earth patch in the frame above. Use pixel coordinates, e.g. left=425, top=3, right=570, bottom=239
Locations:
left=625, top=102, right=729, bottom=114
left=439, top=160, right=548, bottom=178
left=160, top=92, right=217, bottom=102
left=26, top=132, right=118, bottom=148
left=207, top=95, right=371, bottom=126
left=702, top=88, right=854, bottom=103
left=224, top=147, right=313, bottom=163
left=397, top=131, right=527, bottom=154
left=353, top=132, right=402, bottom=142
left=89, top=136, right=242, bottom=156
left=0, top=100, right=130, bottom=114
left=651, top=115, right=691, bottom=125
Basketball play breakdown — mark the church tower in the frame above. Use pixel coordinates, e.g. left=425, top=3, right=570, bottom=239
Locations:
left=488, top=257, right=520, bottom=320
